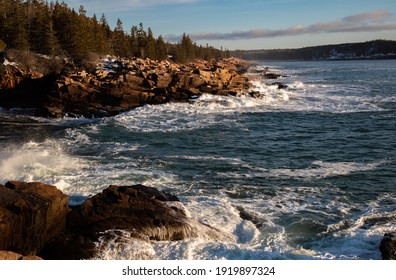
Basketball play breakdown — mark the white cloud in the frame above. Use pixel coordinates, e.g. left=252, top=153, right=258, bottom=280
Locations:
left=165, top=10, right=396, bottom=42
left=342, top=10, right=392, bottom=23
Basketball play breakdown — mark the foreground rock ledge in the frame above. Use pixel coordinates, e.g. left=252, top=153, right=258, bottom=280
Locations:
left=0, top=182, right=229, bottom=260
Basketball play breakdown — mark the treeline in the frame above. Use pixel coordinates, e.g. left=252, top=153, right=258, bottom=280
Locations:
left=0, top=0, right=227, bottom=63
left=232, top=40, right=396, bottom=61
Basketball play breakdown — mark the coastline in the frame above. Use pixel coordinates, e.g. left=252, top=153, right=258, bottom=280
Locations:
left=1, top=53, right=253, bottom=118
left=0, top=57, right=396, bottom=260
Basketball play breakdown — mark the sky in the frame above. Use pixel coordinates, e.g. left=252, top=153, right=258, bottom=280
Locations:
left=64, top=0, right=396, bottom=50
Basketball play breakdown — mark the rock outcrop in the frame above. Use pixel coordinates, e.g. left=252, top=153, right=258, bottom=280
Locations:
left=380, top=233, right=396, bottom=260
left=0, top=181, right=229, bottom=260
left=1, top=55, right=252, bottom=118
left=40, top=184, right=228, bottom=260
left=0, top=181, right=69, bottom=256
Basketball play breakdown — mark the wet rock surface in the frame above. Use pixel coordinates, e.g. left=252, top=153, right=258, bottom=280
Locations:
left=0, top=181, right=69, bottom=256
left=0, top=181, right=229, bottom=260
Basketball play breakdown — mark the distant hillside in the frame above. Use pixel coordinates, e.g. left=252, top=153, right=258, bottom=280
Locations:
left=232, top=40, right=396, bottom=61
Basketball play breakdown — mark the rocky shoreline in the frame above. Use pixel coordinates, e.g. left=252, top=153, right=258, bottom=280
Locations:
left=0, top=181, right=394, bottom=260
left=1, top=53, right=254, bottom=118
left=1, top=54, right=394, bottom=260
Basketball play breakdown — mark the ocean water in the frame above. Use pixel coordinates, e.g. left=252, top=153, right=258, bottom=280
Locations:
left=1, top=60, right=395, bottom=260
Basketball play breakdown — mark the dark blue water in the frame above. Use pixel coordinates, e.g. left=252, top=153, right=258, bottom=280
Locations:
left=1, top=60, right=395, bottom=259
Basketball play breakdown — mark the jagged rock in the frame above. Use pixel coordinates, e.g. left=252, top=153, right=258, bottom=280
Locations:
left=380, top=233, right=396, bottom=260
left=40, top=184, right=230, bottom=260
left=0, top=181, right=69, bottom=255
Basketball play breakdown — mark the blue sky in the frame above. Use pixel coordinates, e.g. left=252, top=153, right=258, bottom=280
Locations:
left=64, top=0, right=396, bottom=50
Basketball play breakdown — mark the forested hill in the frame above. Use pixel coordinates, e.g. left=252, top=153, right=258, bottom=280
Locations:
left=0, top=0, right=227, bottom=63
left=232, top=40, right=396, bottom=61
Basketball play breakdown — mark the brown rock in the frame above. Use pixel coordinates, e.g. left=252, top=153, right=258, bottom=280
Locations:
left=155, top=73, right=173, bottom=89
left=40, top=184, right=230, bottom=260
left=124, top=73, right=145, bottom=85
left=228, top=75, right=250, bottom=90
left=0, top=182, right=69, bottom=255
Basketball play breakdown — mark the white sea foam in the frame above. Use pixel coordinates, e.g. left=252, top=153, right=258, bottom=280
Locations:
left=219, top=159, right=389, bottom=180
left=75, top=184, right=394, bottom=260
left=0, top=140, right=86, bottom=186
left=268, top=160, right=389, bottom=179
left=93, top=230, right=156, bottom=260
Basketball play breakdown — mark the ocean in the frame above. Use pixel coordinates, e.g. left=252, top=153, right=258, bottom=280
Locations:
left=1, top=60, right=395, bottom=260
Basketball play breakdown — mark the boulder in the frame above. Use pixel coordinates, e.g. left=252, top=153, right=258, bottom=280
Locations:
left=0, top=182, right=69, bottom=255
left=380, top=233, right=396, bottom=260
left=40, top=184, right=230, bottom=260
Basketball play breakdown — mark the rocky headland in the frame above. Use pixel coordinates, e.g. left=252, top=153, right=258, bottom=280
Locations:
left=0, top=52, right=254, bottom=118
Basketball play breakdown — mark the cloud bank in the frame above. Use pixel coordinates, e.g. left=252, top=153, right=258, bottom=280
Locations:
left=165, top=10, right=396, bottom=42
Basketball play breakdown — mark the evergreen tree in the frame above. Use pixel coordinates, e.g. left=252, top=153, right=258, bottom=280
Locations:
left=112, top=18, right=130, bottom=57
left=1, top=0, right=29, bottom=50
left=76, top=5, right=96, bottom=54
left=52, top=1, right=78, bottom=56
left=130, top=25, right=139, bottom=57
left=0, top=0, right=225, bottom=63
left=181, top=33, right=195, bottom=60
left=137, top=23, right=147, bottom=58
left=100, top=13, right=112, bottom=42
left=156, top=35, right=168, bottom=61
left=145, top=27, right=157, bottom=59
left=92, top=14, right=110, bottom=54
left=28, top=0, right=59, bottom=55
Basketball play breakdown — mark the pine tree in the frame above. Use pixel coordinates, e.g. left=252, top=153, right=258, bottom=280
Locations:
left=156, top=35, right=168, bottom=61
left=1, top=0, right=29, bottom=50
left=100, top=13, right=112, bottom=41
left=52, top=1, right=78, bottom=57
left=0, top=0, right=226, bottom=63
left=145, top=27, right=157, bottom=59
left=92, top=14, right=110, bottom=54
left=27, top=0, right=59, bottom=55
left=137, top=23, right=147, bottom=58
left=112, top=18, right=130, bottom=57
left=174, top=33, right=196, bottom=62
left=130, top=25, right=139, bottom=57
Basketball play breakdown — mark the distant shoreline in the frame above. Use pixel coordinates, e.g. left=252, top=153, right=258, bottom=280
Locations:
left=232, top=39, right=396, bottom=61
